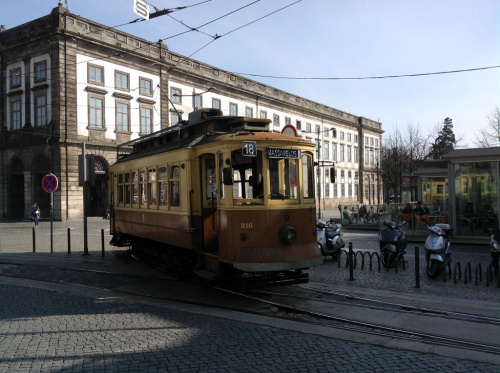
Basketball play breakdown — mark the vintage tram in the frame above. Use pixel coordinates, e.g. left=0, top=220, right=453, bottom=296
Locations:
left=109, top=108, right=323, bottom=282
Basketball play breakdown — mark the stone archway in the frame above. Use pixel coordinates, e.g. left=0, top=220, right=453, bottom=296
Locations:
left=8, top=157, right=25, bottom=219
left=32, top=156, right=51, bottom=218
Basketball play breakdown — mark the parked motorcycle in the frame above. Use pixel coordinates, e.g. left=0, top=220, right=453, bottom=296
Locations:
left=424, top=224, right=453, bottom=278
left=317, top=218, right=345, bottom=261
left=489, top=228, right=500, bottom=277
left=379, top=221, right=407, bottom=268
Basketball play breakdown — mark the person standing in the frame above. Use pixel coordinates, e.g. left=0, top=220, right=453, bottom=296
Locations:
left=32, top=203, right=40, bottom=227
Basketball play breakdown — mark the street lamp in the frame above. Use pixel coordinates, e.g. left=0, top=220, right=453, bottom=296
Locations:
left=173, top=87, right=216, bottom=111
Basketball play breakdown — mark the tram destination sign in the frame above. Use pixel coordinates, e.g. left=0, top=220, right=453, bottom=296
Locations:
left=266, top=147, right=301, bottom=159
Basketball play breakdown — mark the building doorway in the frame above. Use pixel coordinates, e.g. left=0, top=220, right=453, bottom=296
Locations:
left=9, top=158, right=25, bottom=219
left=89, top=156, right=108, bottom=217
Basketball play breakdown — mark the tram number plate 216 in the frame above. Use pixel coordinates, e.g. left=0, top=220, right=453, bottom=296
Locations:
left=242, top=141, right=257, bottom=157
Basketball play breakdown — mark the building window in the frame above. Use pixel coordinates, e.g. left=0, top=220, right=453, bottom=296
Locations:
left=115, top=71, right=130, bottom=91
left=340, top=145, right=345, bottom=161
left=370, top=137, right=374, bottom=146
left=354, top=135, right=358, bottom=142
left=260, top=110, right=267, bottom=119
left=230, top=103, right=238, bottom=115
left=332, top=144, right=337, bottom=161
left=212, top=98, right=221, bottom=109
left=347, top=133, right=351, bottom=142
left=10, top=67, right=22, bottom=89
left=340, top=131, right=345, bottom=140
left=194, top=95, right=202, bottom=110
left=139, top=77, right=152, bottom=96
left=347, top=146, right=352, bottom=162
left=273, top=114, right=280, bottom=126
left=34, top=61, right=47, bottom=83
left=171, top=112, right=180, bottom=125
left=171, top=87, right=181, bottom=104
left=315, top=125, right=320, bottom=134
left=285, top=117, right=291, bottom=125
left=245, top=107, right=253, bottom=117
left=10, top=98, right=22, bottom=130
left=116, top=101, right=130, bottom=131
left=332, top=128, right=337, bottom=138
left=306, top=123, right=311, bottom=132
left=88, top=64, right=104, bottom=85
left=375, top=138, right=379, bottom=147
left=296, top=120, right=302, bottom=130
left=324, top=143, right=329, bottom=160
left=354, top=147, right=358, bottom=162
left=89, top=95, right=104, bottom=128
left=140, top=106, right=153, bottom=134
left=34, top=92, right=47, bottom=127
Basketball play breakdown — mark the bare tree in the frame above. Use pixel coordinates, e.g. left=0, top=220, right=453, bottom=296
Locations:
left=404, top=121, right=431, bottom=200
left=474, top=106, right=500, bottom=148
left=381, top=122, right=432, bottom=203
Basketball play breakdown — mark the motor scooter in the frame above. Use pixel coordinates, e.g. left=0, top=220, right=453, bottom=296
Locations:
left=317, top=218, right=344, bottom=261
left=424, top=224, right=453, bottom=278
left=379, top=221, right=407, bottom=268
left=489, top=228, right=500, bottom=277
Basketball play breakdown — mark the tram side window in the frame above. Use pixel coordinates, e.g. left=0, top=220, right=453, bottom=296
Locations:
left=158, top=166, right=168, bottom=206
left=302, top=154, right=314, bottom=199
left=205, top=158, right=216, bottom=200
left=269, top=158, right=298, bottom=199
left=125, top=172, right=131, bottom=205
left=170, top=165, right=180, bottom=207
left=132, top=171, right=139, bottom=205
left=148, top=168, right=157, bottom=206
left=219, top=154, right=225, bottom=200
left=139, top=169, right=147, bottom=206
left=118, top=173, right=124, bottom=206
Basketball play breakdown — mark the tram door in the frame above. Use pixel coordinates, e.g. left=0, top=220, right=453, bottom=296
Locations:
left=201, top=154, right=219, bottom=252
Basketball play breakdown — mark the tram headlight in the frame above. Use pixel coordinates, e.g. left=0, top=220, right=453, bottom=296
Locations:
left=279, top=225, right=297, bottom=245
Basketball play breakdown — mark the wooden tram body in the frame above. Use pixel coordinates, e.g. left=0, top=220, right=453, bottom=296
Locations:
left=109, top=109, right=323, bottom=281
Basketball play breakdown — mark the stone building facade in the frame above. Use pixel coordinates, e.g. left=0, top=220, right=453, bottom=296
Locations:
left=0, top=5, right=383, bottom=220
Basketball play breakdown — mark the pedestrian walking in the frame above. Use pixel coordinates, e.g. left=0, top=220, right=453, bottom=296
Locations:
left=337, top=203, right=342, bottom=215
left=32, top=203, right=40, bottom=227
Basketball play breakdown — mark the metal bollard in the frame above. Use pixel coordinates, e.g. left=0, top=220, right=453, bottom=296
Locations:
left=32, top=227, right=36, bottom=253
left=414, top=246, right=420, bottom=288
left=349, top=242, right=354, bottom=281
left=101, top=229, right=105, bottom=257
left=67, top=228, right=71, bottom=255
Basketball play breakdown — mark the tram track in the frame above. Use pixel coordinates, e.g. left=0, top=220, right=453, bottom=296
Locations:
left=221, top=286, right=500, bottom=355
left=0, top=260, right=499, bottom=361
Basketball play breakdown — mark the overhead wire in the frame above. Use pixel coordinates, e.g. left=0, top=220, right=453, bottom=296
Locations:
left=231, top=65, right=500, bottom=80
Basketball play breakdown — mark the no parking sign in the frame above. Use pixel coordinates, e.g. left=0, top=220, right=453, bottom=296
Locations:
left=42, top=173, right=58, bottom=193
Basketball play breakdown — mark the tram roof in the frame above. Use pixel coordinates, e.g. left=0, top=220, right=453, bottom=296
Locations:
left=117, top=109, right=311, bottom=162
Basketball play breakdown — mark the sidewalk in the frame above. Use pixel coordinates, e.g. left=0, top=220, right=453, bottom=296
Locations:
left=0, top=218, right=113, bottom=255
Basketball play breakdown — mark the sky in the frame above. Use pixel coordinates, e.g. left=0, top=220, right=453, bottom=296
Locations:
left=2, top=0, right=499, bottom=147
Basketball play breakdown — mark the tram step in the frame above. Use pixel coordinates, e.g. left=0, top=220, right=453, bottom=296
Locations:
left=193, top=268, right=218, bottom=281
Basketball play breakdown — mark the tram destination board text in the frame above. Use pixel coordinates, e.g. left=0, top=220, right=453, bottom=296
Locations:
left=267, top=148, right=301, bottom=159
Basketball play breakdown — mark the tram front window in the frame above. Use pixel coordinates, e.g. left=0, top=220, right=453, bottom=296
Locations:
left=230, top=149, right=264, bottom=201
left=269, top=158, right=298, bottom=199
